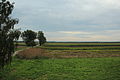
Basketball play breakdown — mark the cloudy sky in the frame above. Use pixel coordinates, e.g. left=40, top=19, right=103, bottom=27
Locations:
left=10, top=0, right=120, bottom=41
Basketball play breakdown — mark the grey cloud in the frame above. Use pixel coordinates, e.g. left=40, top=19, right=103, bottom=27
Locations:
left=10, top=0, right=120, bottom=41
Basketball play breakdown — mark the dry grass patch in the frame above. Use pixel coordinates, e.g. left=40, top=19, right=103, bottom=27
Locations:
left=16, top=48, right=48, bottom=59
left=45, top=50, right=120, bottom=58
left=16, top=47, right=120, bottom=59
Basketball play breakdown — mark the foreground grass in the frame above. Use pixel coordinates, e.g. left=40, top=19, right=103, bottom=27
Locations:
left=0, top=57, right=120, bottom=80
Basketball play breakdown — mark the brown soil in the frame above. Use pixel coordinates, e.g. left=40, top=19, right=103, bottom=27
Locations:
left=16, top=48, right=47, bottom=59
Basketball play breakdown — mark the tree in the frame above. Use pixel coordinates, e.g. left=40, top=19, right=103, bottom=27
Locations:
left=21, top=30, right=37, bottom=47
left=38, top=31, right=46, bottom=46
left=13, top=29, right=21, bottom=48
left=0, top=0, right=18, bottom=69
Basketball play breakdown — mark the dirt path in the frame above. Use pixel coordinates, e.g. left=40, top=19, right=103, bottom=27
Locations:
left=13, top=45, right=40, bottom=57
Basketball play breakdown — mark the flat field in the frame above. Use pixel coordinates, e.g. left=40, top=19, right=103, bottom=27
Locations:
left=1, top=58, right=120, bottom=80
left=45, top=42, right=120, bottom=46
left=38, top=42, right=120, bottom=58
left=42, top=42, right=120, bottom=50
left=0, top=42, right=120, bottom=80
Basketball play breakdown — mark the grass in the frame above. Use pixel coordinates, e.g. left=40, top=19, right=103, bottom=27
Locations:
left=41, top=42, right=120, bottom=50
left=17, top=42, right=26, bottom=46
left=0, top=42, right=120, bottom=80
left=15, top=46, right=28, bottom=51
left=15, top=47, right=120, bottom=59
left=0, top=57, right=120, bottom=80
left=40, top=46, right=120, bottom=50
left=45, top=42, right=120, bottom=46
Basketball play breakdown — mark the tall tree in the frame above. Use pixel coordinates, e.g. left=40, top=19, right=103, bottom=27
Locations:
left=21, top=30, right=37, bottom=47
left=13, top=29, right=21, bottom=48
left=0, top=0, right=18, bottom=69
left=38, top=31, right=46, bottom=46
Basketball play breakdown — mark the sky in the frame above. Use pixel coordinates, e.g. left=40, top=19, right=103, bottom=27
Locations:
left=10, top=0, right=120, bottom=41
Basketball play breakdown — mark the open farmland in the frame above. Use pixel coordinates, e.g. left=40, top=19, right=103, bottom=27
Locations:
left=1, top=42, right=120, bottom=80
left=15, top=42, right=120, bottom=59
left=42, top=42, right=120, bottom=50
left=44, top=42, right=120, bottom=46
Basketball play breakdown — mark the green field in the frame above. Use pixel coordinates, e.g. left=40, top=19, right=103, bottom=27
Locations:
left=41, top=42, right=120, bottom=50
left=41, top=46, right=120, bottom=50
left=46, top=42, right=120, bottom=45
left=45, top=42, right=120, bottom=46
left=0, top=58, right=120, bottom=80
left=0, top=42, right=120, bottom=80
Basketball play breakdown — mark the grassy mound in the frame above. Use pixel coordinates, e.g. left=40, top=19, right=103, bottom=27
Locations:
left=16, top=48, right=48, bottom=59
